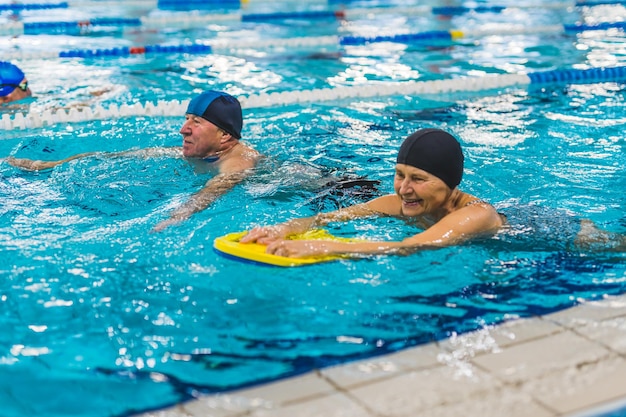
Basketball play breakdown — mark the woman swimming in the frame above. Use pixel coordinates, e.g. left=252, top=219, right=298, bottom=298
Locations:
left=241, top=128, right=505, bottom=257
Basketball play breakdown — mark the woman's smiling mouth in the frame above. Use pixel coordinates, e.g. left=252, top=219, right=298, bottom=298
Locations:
left=402, top=198, right=422, bottom=207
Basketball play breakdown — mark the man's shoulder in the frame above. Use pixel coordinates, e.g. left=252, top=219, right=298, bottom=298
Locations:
left=233, top=143, right=262, bottom=164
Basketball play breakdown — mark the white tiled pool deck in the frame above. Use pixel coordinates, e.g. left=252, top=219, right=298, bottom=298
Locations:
left=138, top=293, right=626, bottom=417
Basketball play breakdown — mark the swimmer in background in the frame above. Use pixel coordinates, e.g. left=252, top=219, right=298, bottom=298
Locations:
left=6, top=90, right=261, bottom=232
left=1, top=60, right=120, bottom=110
left=0, top=61, right=32, bottom=104
left=242, top=128, right=506, bottom=257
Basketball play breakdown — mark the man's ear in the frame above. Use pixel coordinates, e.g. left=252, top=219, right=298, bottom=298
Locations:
left=219, top=130, right=233, bottom=144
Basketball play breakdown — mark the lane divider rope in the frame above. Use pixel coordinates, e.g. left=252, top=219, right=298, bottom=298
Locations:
left=2, top=20, right=622, bottom=61
left=1, top=0, right=620, bottom=18
left=57, top=43, right=212, bottom=58
left=2, top=66, right=625, bottom=131
left=338, top=21, right=626, bottom=45
left=0, top=0, right=622, bottom=36
left=1, top=43, right=212, bottom=60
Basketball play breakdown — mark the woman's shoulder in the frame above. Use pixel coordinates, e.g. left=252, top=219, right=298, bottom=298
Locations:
left=453, top=190, right=497, bottom=209
left=354, top=194, right=401, bottom=216
left=464, top=198, right=490, bottom=208
left=454, top=192, right=504, bottom=224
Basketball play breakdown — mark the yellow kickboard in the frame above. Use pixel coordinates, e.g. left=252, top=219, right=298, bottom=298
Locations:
left=213, top=229, right=353, bottom=267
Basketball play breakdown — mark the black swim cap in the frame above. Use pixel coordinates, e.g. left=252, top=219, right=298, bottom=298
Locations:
left=186, top=90, right=243, bottom=139
left=396, top=128, right=464, bottom=189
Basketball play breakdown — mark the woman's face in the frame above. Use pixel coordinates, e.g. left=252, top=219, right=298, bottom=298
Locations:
left=393, top=163, right=451, bottom=217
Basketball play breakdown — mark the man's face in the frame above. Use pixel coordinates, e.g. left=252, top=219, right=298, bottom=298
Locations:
left=180, top=114, right=225, bottom=158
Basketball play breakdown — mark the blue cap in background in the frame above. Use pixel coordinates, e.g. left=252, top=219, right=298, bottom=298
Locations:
left=0, top=62, right=26, bottom=97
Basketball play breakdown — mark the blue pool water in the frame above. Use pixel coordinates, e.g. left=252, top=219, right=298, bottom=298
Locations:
left=1, top=1, right=625, bottom=416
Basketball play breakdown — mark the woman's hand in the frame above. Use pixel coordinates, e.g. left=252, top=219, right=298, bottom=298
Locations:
left=266, top=239, right=330, bottom=258
left=240, top=225, right=289, bottom=245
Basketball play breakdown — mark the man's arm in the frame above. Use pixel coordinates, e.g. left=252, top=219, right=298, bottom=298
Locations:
left=5, top=152, right=99, bottom=171
left=5, top=147, right=181, bottom=171
left=152, top=170, right=250, bottom=232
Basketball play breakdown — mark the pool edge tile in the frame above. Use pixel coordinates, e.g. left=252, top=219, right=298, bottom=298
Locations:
left=133, top=294, right=626, bottom=417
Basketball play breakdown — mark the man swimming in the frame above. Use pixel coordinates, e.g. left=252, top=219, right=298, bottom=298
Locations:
left=6, top=90, right=261, bottom=231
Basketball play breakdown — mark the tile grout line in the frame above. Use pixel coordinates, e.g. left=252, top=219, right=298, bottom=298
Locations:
left=316, top=368, right=406, bottom=417
left=465, top=322, right=562, bottom=417
left=461, top=309, right=626, bottom=417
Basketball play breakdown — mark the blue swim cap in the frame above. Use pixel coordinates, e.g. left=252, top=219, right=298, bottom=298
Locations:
left=186, top=90, right=243, bottom=139
left=397, top=128, right=464, bottom=189
left=0, top=61, right=25, bottom=97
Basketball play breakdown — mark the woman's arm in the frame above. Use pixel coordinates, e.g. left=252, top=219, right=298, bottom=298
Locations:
left=240, top=194, right=398, bottom=245
left=402, top=201, right=503, bottom=247
left=265, top=238, right=415, bottom=258
left=264, top=202, right=503, bottom=258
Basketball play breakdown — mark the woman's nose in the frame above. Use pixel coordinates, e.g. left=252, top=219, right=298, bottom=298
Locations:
left=398, top=178, right=412, bottom=194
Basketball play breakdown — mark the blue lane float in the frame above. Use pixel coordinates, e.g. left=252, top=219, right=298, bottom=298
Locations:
left=57, top=43, right=211, bottom=58
left=241, top=10, right=342, bottom=22
left=23, top=17, right=142, bottom=34
left=431, top=6, right=507, bottom=15
left=0, top=2, right=68, bottom=11
left=340, top=30, right=457, bottom=46
left=564, top=21, right=626, bottom=32
left=575, top=0, right=626, bottom=5
left=528, top=66, right=626, bottom=84
left=157, top=0, right=239, bottom=11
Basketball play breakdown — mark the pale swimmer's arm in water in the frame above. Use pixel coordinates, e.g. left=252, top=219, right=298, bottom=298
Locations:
left=151, top=141, right=261, bottom=232
left=575, top=219, right=626, bottom=252
left=151, top=169, right=251, bottom=232
left=5, top=152, right=100, bottom=171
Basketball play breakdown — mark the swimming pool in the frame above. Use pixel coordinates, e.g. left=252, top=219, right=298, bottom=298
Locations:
left=1, top=1, right=625, bottom=416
